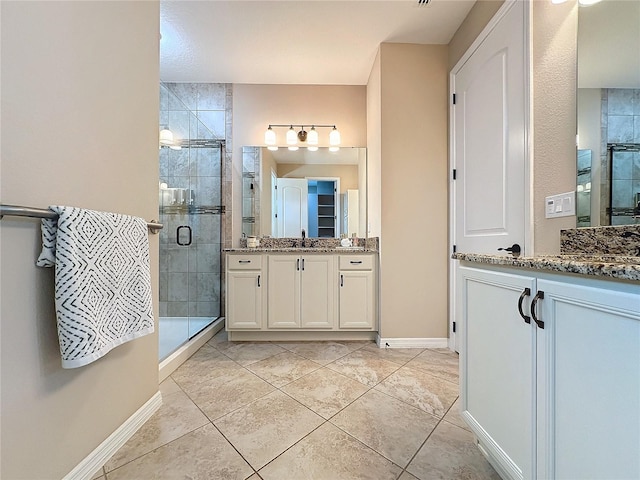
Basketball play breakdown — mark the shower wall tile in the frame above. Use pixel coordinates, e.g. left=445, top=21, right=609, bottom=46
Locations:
left=633, top=152, right=640, bottom=180
left=166, top=83, right=198, bottom=111
left=612, top=151, right=634, bottom=179
left=169, top=148, right=190, bottom=177
left=167, top=301, right=189, bottom=317
left=160, top=85, right=169, bottom=112
left=197, top=83, right=226, bottom=110
left=634, top=90, right=640, bottom=115
left=168, top=273, right=189, bottom=301
left=197, top=273, right=218, bottom=302
left=159, top=302, right=168, bottom=317
left=168, top=247, right=189, bottom=273
left=169, top=110, right=190, bottom=141
left=193, top=147, right=221, bottom=177
left=197, top=111, right=225, bottom=139
left=608, top=89, right=635, bottom=115
left=195, top=177, right=222, bottom=206
left=195, top=244, right=220, bottom=273
left=611, top=180, right=632, bottom=207
left=634, top=116, right=640, bottom=143
left=608, top=116, right=634, bottom=143
left=159, top=272, right=168, bottom=302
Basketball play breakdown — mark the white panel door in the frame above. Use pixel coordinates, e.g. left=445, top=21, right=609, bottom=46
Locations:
left=277, top=178, right=308, bottom=238
left=452, top=0, right=527, bottom=254
left=451, top=0, right=528, bottom=351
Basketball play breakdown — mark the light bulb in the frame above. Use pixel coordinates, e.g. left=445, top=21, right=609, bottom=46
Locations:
left=264, top=126, right=276, bottom=145
left=267, top=146, right=279, bottom=151
left=288, top=146, right=299, bottom=151
left=329, top=146, right=340, bottom=153
left=578, top=0, right=601, bottom=5
left=286, top=126, right=297, bottom=145
left=307, top=146, right=318, bottom=152
left=329, top=126, right=341, bottom=146
left=159, top=128, right=174, bottom=146
left=307, top=127, right=319, bottom=145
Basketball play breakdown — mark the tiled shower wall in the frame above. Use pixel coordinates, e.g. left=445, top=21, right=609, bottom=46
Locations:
left=599, top=89, right=640, bottom=224
left=159, top=83, right=233, bottom=317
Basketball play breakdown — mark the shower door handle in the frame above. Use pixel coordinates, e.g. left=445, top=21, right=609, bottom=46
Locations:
left=177, top=225, right=192, bottom=246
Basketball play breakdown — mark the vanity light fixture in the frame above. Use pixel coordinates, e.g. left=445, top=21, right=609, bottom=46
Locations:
left=263, top=124, right=340, bottom=150
left=159, top=127, right=182, bottom=150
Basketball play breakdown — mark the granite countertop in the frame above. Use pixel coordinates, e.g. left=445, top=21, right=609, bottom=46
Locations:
left=225, top=247, right=375, bottom=253
left=453, top=253, right=640, bottom=282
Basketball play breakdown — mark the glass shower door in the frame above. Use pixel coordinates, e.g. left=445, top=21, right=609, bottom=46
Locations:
left=159, top=83, right=223, bottom=361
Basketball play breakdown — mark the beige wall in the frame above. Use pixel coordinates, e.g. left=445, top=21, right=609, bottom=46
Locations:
left=376, top=43, right=449, bottom=339
left=532, top=0, right=578, bottom=253
left=0, top=2, right=160, bottom=478
left=232, top=84, right=367, bottom=246
left=448, top=0, right=505, bottom=70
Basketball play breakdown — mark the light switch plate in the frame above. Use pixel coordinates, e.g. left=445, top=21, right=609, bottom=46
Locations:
left=545, top=191, right=576, bottom=218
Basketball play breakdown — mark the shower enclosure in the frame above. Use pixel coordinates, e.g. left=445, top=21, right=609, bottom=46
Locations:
left=158, top=83, right=224, bottom=361
left=608, top=143, right=640, bottom=226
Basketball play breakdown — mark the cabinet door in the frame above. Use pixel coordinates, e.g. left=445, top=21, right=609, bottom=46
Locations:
left=458, top=266, right=535, bottom=480
left=536, top=279, right=640, bottom=480
left=227, top=271, right=263, bottom=329
left=339, top=270, right=374, bottom=329
left=300, top=255, right=335, bottom=328
left=267, top=255, right=300, bottom=328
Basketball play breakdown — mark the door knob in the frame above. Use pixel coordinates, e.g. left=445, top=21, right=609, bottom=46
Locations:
left=498, top=243, right=521, bottom=257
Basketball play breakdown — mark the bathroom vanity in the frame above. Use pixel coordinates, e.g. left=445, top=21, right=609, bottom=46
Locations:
left=453, top=246, right=640, bottom=480
left=225, top=244, right=377, bottom=341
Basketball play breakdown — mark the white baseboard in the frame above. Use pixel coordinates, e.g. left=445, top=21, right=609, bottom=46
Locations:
left=63, top=391, right=163, bottom=480
left=376, top=336, right=449, bottom=349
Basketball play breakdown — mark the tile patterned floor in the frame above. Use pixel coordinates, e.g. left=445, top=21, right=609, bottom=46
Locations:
left=94, top=332, right=500, bottom=480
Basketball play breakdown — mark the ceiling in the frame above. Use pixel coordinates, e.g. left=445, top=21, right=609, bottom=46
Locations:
left=160, top=0, right=476, bottom=85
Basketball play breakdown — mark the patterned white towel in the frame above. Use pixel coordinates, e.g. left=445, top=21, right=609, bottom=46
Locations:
left=37, top=206, right=154, bottom=368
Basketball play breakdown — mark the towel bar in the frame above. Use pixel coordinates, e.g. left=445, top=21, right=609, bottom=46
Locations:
left=0, top=204, right=163, bottom=234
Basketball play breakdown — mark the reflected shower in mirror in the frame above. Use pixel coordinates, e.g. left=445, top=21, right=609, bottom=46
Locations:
left=242, top=146, right=367, bottom=239
left=576, top=149, right=592, bottom=227
left=576, top=0, right=640, bottom=226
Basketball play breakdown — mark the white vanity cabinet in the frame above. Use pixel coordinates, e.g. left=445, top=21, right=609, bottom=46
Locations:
left=267, top=254, right=335, bottom=329
left=226, top=255, right=264, bottom=329
left=338, top=255, right=376, bottom=330
left=458, top=264, right=640, bottom=480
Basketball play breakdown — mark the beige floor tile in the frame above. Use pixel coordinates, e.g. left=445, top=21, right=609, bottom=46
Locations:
left=331, top=389, right=438, bottom=467
left=246, top=351, right=321, bottom=387
left=90, top=468, right=104, bottom=480
left=213, top=390, right=324, bottom=470
left=220, top=342, right=286, bottom=366
left=374, top=366, right=458, bottom=417
left=326, top=349, right=401, bottom=387
left=406, top=421, right=500, bottom=480
left=406, top=348, right=459, bottom=384
left=443, top=397, right=471, bottom=432
left=246, top=475, right=261, bottom=480
left=258, top=422, right=402, bottom=480
left=171, top=349, right=244, bottom=390
left=104, top=390, right=209, bottom=472
left=281, top=367, right=369, bottom=419
left=398, top=471, right=420, bottom=480
left=277, top=341, right=354, bottom=365
left=185, top=368, right=276, bottom=421
left=207, top=328, right=229, bottom=348
left=360, top=343, right=425, bottom=365
left=159, top=376, right=182, bottom=397
left=107, top=424, right=254, bottom=480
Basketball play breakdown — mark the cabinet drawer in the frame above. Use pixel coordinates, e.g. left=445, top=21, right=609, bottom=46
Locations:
left=228, top=255, right=262, bottom=270
left=339, top=255, right=373, bottom=270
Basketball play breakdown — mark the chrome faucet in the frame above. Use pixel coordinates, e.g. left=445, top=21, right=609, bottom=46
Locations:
left=301, top=229, right=306, bottom=247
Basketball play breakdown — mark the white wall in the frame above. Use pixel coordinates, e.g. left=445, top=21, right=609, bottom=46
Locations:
left=0, top=2, right=160, bottom=477
left=577, top=88, right=602, bottom=226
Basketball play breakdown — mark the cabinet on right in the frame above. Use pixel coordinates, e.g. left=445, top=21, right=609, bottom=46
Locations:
left=458, top=264, right=640, bottom=480
left=338, top=254, right=376, bottom=330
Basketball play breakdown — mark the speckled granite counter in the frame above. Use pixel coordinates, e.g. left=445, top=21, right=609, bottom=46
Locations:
left=453, top=252, right=640, bottom=281
left=225, top=247, right=375, bottom=253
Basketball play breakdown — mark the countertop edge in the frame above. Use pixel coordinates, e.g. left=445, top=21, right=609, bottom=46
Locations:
left=224, top=248, right=378, bottom=253
left=452, top=253, right=640, bottom=282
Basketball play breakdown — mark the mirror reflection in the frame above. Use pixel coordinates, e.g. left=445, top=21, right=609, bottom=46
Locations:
left=577, top=0, right=640, bottom=226
left=242, top=146, right=367, bottom=238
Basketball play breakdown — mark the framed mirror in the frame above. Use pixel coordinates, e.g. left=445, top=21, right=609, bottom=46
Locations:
left=242, top=146, right=367, bottom=238
left=576, top=0, right=640, bottom=227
